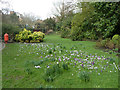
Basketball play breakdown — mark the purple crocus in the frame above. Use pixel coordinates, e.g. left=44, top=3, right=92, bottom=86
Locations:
left=101, top=70, right=102, bottom=72
left=75, top=63, right=76, bottom=65
left=82, top=64, right=83, bottom=67
left=92, top=61, right=94, bottom=65
left=59, top=58, right=61, bottom=62
left=41, top=56, right=42, bottom=58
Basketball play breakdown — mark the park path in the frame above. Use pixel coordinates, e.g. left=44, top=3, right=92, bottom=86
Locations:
left=0, top=42, right=5, bottom=51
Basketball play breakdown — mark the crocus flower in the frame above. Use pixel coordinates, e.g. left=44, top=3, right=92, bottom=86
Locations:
left=75, top=63, right=76, bottom=65
left=35, top=66, right=41, bottom=68
left=82, top=64, right=83, bottom=67
left=59, top=58, right=61, bottom=62
left=47, top=65, right=50, bottom=68
left=92, top=62, right=94, bottom=65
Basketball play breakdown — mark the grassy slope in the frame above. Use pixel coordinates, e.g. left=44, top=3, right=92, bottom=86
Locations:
left=2, top=34, right=118, bottom=88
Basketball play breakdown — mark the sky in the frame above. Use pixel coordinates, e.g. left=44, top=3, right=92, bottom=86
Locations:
left=10, top=0, right=58, bottom=20
left=1, top=0, right=79, bottom=20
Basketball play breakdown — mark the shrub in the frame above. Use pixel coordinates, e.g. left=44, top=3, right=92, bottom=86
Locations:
left=61, top=27, right=71, bottom=38
left=15, top=28, right=45, bottom=43
left=70, top=26, right=83, bottom=41
left=112, top=34, right=120, bottom=45
left=96, top=41, right=102, bottom=48
left=106, top=40, right=114, bottom=49
left=113, top=48, right=118, bottom=52
left=101, top=40, right=106, bottom=47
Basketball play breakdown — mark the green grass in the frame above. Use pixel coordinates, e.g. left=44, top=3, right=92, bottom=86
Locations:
left=2, top=34, right=118, bottom=88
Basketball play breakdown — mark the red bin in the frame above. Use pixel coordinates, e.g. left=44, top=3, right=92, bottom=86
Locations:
left=4, top=33, right=9, bottom=44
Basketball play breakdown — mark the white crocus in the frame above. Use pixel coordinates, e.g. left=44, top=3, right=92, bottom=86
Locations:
left=57, top=62, right=59, bottom=64
left=35, top=66, right=41, bottom=68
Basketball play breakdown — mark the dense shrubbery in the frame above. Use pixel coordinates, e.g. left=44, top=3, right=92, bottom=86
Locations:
left=96, top=34, right=120, bottom=50
left=61, top=27, right=71, bottom=38
left=15, top=28, right=45, bottom=43
left=2, top=23, right=22, bottom=41
left=58, top=2, right=120, bottom=41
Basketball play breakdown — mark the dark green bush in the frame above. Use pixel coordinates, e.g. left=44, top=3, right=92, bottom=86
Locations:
left=70, top=26, right=83, bottom=41
left=61, top=27, right=71, bottom=38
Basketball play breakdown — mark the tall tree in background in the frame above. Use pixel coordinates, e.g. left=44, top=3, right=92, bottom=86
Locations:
left=53, top=0, right=76, bottom=22
left=44, top=17, right=56, bottom=31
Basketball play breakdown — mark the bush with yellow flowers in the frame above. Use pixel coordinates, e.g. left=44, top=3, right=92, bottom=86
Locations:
left=15, top=28, right=45, bottom=43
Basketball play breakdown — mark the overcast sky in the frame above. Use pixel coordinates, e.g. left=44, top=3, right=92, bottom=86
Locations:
left=1, top=0, right=78, bottom=20
left=10, top=0, right=58, bottom=20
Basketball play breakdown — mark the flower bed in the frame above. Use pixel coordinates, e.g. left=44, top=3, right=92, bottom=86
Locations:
left=19, top=43, right=119, bottom=83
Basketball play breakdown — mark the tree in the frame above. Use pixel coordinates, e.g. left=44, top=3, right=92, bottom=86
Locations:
left=44, top=17, right=56, bottom=31
left=20, top=13, right=37, bottom=29
left=53, top=0, right=76, bottom=22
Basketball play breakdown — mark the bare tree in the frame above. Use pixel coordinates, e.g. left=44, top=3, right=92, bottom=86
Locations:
left=0, top=0, right=12, bottom=14
left=53, top=0, right=77, bottom=22
left=20, top=13, right=37, bottom=28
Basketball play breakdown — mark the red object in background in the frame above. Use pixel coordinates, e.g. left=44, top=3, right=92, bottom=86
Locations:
left=4, top=33, right=9, bottom=44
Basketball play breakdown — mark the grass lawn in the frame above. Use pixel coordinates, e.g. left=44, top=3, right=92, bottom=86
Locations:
left=2, top=34, right=119, bottom=88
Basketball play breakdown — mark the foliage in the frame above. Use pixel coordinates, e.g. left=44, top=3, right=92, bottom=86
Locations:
left=62, top=63, right=68, bottom=70
left=96, top=38, right=115, bottom=49
left=62, top=2, right=120, bottom=41
left=78, top=71, right=90, bottom=82
left=112, top=34, right=120, bottom=45
left=60, top=14, right=74, bottom=38
left=2, top=23, right=22, bottom=41
left=44, top=17, right=56, bottom=31
left=61, top=27, right=71, bottom=38
left=25, top=68, right=32, bottom=75
left=70, top=3, right=94, bottom=41
left=44, top=64, right=62, bottom=82
left=15, top=28, right=45, bottom=43
left=96, top=34, right=120, bottom=50
left=92, top=2, right=120, bottom=39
